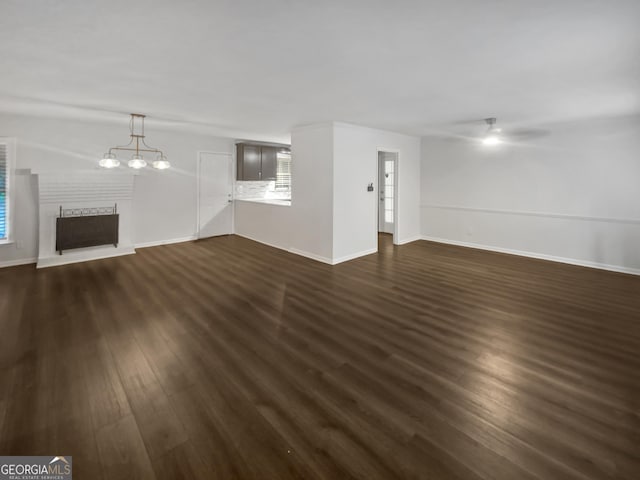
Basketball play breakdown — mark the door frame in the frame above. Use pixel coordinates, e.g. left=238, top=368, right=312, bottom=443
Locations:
left=196, top=150, right=234, bottom=239
left=375, top=148, right=399, bottom=246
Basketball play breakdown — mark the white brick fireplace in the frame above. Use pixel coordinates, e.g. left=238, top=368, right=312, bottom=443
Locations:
left=35, top=171, right=136, bottom=268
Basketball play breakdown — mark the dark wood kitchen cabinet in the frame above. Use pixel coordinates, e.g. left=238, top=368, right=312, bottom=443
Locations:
left=237, top=144, right=262, bottom=180
left=260, top=146, right=277, bottom=181
left=236, top=143, right=279, bottom=181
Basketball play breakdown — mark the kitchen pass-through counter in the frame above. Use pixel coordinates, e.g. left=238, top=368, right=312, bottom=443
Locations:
left=235, top=198, right=291, bottom=207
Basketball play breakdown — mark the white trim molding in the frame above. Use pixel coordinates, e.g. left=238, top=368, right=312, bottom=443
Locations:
left=396, top=235, right=422, bottom=246
left=135, top=235, right=197, bottom=249
left=288, top=248, right=334, bottom=265
left=0, top=257, right=37, bottom=269
left=235, top=233, right=334, bottom=265
left=421, top=204, right=640, bottom=225
left=333, top=248, right=378, bottom=265
left=237, top=233, right=377, bottom=265
left=234, top=232, right=289, bottom=253
left=421, top=235, right=640, bottom=276
left=2, top=235, right=199, bottom=267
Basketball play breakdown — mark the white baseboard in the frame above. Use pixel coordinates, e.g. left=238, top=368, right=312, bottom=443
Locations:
left=288, top=248, right=334, bottom=265
left=237, top=234, right=377, bottom=265
left=235, top=233, right=337, bottom=265
left=135, top=235, right=197, bottom=249
left=332, top=248, right=378, bottom=265
left=236, top=233, right=347, bottom=265
left=0, top=257, right=37, bottom=268
left=421, top=235, right=640, bottom=276
left=396, top=235, right=422, bottom=246
left=234, top=232, right=290, bottom=254
left=2, top=235, right=197, bottom=268
left=37, top=246, right=136, bottom=269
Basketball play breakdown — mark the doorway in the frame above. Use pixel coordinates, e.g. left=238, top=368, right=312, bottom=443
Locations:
left=197, top=151, right=233, bottom=238
left=377, top=151, right=397, bottom=244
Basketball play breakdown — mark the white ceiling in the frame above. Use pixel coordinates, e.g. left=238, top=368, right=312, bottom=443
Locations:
left=1, top=0, right=638, bottom=142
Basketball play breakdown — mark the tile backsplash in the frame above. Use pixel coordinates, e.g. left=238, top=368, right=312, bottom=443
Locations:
left=235, top=181, right=291, bottom=200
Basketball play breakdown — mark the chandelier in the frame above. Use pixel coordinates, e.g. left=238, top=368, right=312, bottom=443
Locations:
left=99, top=113, right=170, bottom=169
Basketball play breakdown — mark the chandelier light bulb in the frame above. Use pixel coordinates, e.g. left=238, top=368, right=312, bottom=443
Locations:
left=152, top=157, right=170, bottom=169
left=482, top=135, right=502, bottom=146
left=99, top=153, right=120, bottom=168
left=128, top=154, right=147, bottom=169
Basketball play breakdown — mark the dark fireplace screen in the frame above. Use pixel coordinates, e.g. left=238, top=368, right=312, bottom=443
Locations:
left=56, top=205, right=119, bottom=254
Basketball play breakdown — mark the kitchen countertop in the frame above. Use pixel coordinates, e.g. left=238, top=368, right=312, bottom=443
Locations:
left=235, top=198, right=291, bottom=207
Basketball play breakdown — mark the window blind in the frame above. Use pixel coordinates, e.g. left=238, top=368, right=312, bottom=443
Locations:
left=0, top=144, right=6, bottom=239
left=275, top=154, right=291, bottom=191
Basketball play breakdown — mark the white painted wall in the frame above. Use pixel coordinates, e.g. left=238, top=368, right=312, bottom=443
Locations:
left=421, top=114, right=640, bottom=274
left=233, top=201, right=293, bottom=250
left=0, top=113, right=234, bottom=266
left=333, top=123, right=421, bottom=261
left=288, top=123, right=335, bottom=262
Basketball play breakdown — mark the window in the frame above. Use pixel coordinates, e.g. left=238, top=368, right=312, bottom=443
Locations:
left=275, top=152, right=291, bottom=191
left=0, top=142, right=8, bottom=241
left=384, top=159, right=394, bottom=223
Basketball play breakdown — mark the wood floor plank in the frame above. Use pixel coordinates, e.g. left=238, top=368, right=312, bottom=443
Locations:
left=80, top=338, right=133, bottom=431
left=152, top=440, right=210, bottom=480
left=94, top=414, right=157, bottom=480
left=1, top=233, right=639, bottom=479
left=168, top=386, right=254, bottom=479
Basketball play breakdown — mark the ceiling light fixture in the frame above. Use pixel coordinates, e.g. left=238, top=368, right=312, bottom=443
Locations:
left=100, top=113, right=170, bottom=170
left=481, top=117, right=502, bottom=146
left=128, top=154, right=147, bottom=169
left=98, top=152, right=120, bottom=168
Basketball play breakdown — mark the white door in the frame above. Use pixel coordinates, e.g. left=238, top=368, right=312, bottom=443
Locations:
left=198, top=152, right=233, bottom=238
left=378, top=153, right=396, bottom=234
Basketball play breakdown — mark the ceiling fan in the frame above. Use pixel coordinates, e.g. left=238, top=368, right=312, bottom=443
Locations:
left=443, top=117, right=550, bottom=145
left=482, top=117, right=502, bottom=145
left=478, top=117, right=550, bottom=146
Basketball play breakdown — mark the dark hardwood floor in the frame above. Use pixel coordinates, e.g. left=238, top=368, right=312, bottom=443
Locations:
left=1, top=233, right=639, bottom=479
